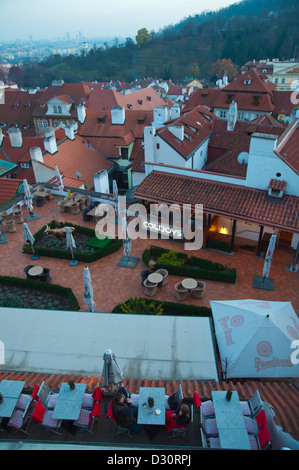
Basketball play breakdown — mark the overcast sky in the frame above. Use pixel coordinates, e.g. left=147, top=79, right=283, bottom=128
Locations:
left=0, top=0, right=241, bottom=42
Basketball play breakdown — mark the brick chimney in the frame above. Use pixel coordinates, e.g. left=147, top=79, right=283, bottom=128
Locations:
left=64, top=124, right=75, bottom=140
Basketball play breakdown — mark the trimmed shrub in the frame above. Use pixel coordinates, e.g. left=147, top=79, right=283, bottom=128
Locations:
left=120, top=296, right=164, bottom=315
left=113, top=298, right=211, bottom=317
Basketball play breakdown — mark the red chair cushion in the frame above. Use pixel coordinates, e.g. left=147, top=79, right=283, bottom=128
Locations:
left=105, top=399, right=117, bottom=423
left=193, top=392, right=202, bottom=410
left=31, top=384, right=40, bottom=401
left=92, top=387, right=105, bottom=404
left=258, top=425, right=272, bottom=449
left=32, top=400, right=46, bottom=424
left=88, top=402, right=102, bottom=426
left=165, top=410, right=186, bottom=432
left=256, top=409, right=267, bottom=430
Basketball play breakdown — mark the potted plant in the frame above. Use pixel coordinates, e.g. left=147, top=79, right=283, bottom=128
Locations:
left=147, top=396, right=154, bottom=408
left=226, top=390, right=232, bottom=401
left=68, top=380, right=75, bottom=390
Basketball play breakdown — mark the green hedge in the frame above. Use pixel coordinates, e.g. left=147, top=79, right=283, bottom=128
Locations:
left=112, top=297, right=212, bottom=317
left=0, top=275, right=80, bottom=311
left=143, top=245, right=236, bottom=283
left=23, top=220, right=122, bottom=263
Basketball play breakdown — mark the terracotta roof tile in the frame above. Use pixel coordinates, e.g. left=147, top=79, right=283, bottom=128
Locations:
left=1, top=369, right=298, bottom=441
left=0, top=89, right=43, bottom=136
left=135, top=171, right=299, bottom=233
left=0, top=177, right=23, bottom=205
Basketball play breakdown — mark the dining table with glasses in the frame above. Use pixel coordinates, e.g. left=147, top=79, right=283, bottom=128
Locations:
left=137, top=387, right=166, bottom=425
left=52, top=382, right=86, bottom=421
left=211, top=390, right=251, bottom=449
left=0, top=380, right=26, bottom=419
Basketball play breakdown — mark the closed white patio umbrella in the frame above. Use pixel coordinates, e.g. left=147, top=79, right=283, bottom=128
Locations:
left=84, top=266, right=96, bottom=312
left=23, top=222, right=39, bottom=260
left=263, top=234, right=276, bottom=279
left=65, top=226, right=78, bottom=266
left=23, top=179, right=33, bottom=213
left=54, top=165, right=64, bottom=196
left=113, top=179, right=118, bottom=217
left=122, top=216, right=131, bottom=258
left=102, top=349, right=124, bottom=391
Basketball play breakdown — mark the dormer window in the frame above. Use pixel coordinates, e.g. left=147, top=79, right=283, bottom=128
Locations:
left=243, top=79, right=252, bottom=85
left=53, top=105, right=62, bottom=114
left=268, top=179, right=287, bottom=198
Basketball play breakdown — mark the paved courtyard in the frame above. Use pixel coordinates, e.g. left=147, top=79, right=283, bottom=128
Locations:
left=1, top=195, right=298, bottom=317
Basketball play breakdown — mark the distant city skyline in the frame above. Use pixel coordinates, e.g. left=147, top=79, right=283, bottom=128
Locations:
left=0, top=0, right=241, bottom=42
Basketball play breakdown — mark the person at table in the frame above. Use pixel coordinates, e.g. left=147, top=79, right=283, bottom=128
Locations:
left=165, top=403, right=191, bottom=430
left=112, top=386, right=141, bottom=433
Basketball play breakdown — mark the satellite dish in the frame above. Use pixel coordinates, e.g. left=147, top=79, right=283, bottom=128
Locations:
left=237, top=152, right=249, bottom=165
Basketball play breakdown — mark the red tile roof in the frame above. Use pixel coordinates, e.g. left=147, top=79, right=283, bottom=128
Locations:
left=157, top=106, right=214, bottom=159
left=269, top=179, right=287, bottom=191
left=78, top=108, right=153, bottom=138
left=275, top=120, right=299, bottom=175
left=0, top=89, right=43, bottom=136
left=135, top=171, right=299, bottom=233
left=205, top=117, right=286, bottom=178
left=40, top=134, right=114, bottom=189
left=1, top=369, right=298, bottom=441
left=213, top=92, right=275, bottom=112
left=184, top=87, right=221, bottom=112
left=87, top=87, right=165, bottom=111
left=0, top=177, right=22, bottom=205
left=32, top=83, right=90, bottom=118
left=223, top=69, right=275, bottom=95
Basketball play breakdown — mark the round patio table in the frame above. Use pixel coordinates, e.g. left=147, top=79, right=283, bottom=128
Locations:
left=182, top=278, right=197, bottom=290
left=147, top=273, right=163, bottom=284
left=28, top=266, right=43, bottom=276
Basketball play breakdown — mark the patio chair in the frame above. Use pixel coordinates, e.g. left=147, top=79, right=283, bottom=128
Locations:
left=105, top=399, right=133, bottom=438
left=140, top=269, right=152, bottom=286
left=37, top=381, right=58, bottom=409
left=74, top=401, right=102, bottom=435
left=58, top=200, right=67, bottom=212
left=168, top=404, right=194, bottom=440
left=71, top=202, right=80, bottom=215
left=44, top=190, right=53, bottom=200
left=209, top=436, right=221, bottom=448
left=241, top=389, right=264, bottom=417
left=200, top=428, right=208, bottom=447
left=244, top=408, right=268, bottom=434
left=155, top=268, right=168, bottom=286
left=39, top=268, right=52, bottom=282
left=200, top=408, right=219, bottom=437
left=4, top=219, right=16, bottom=233
left=16, top=393, right=32, bottom=412
left=24, top=265, right=34, bottom=280
left=143, top=279, right=158, bottom=297
left=201, top=400, right=215, bottom=418
left=7, top=407, right=32, bottom=435
left=174, top=282, right=188, bottom=301
left=31, top=400, right=62, bottom=435
left=191, top=281, right=206, bottom=299
left=81, top=386, right=105, bottom=409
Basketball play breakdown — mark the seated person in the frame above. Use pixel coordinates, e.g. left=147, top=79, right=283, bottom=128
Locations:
left=165, top=403, right=191, bottom=431
left=112, top=386, right=140, bottom=432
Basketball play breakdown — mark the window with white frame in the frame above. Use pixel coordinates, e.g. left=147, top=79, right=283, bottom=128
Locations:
left=38, top=120, right=48, bottom=129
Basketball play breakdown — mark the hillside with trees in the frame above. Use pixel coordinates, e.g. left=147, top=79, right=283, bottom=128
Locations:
left=21, top=0, right=299, bottom=87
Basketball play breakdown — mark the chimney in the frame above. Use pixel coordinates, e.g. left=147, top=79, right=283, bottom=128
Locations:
left=169, top=124, right=184, bottom=142
left=154, top=106, right=169, bottom=127
left=8, top=127, right=23, bottom=148
left=170, top=104, right=180, bottom=120
left=43, top=126, right=57, bottom=154
left=0, top=128, right=3, bottom=147
left=94, top=169, right=109, bottom=193
left=65, top=124, right=75, bottom=140
left=111, top=106, right=125, bottom=125
left=144, top=125, right=156, bottom=165
left=30, top=146, right=44, bottom=163
left=227, top=100, right=238, bottom=132
left=77, top=104, right=86, bottom=124
left=249, top=133, right=278, bottom=157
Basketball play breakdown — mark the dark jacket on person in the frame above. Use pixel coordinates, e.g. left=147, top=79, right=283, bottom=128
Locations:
left=112, top=394, right=135, bottom=427
left=175, top=412, right=190, bottom=427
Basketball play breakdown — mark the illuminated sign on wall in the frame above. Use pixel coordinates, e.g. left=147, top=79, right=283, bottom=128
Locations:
left=142, top=219, right=183, bottom=239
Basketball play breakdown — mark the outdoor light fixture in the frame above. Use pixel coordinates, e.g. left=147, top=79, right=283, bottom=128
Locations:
left=219, top=226, right=228, bottom=234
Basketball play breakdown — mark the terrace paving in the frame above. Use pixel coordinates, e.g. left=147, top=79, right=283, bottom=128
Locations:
left=0, top=194, right=299, bottom=447
left=1, top=195, right=298, bottom=315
